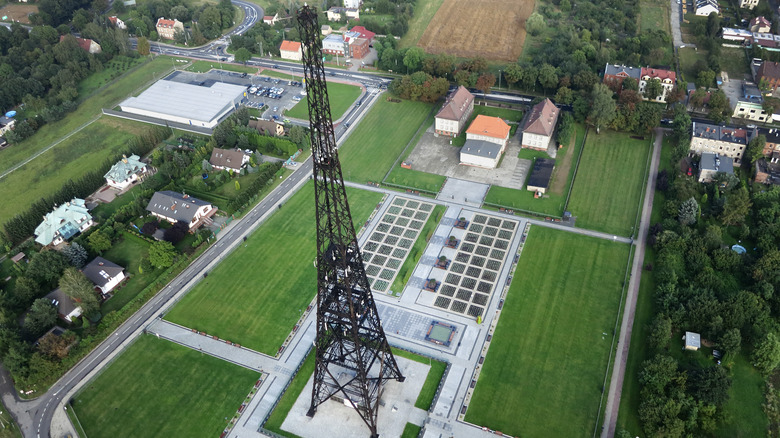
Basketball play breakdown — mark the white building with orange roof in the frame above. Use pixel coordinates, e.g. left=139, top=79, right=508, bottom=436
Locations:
left=460, top=115, right=512, bottom=168
left=639, top=67, right=676, bottom=103
left=279, top=40, right=303, bottom=61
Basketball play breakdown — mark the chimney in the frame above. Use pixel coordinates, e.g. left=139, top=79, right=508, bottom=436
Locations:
left=99, top=262, right=104, bottom=266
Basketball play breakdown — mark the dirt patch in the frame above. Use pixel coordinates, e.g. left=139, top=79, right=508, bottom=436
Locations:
left=549, top=136, right=576, bottom=195
left=0, top=4, right=38, bottom=24
left=416, top=0, right=533, bottom=61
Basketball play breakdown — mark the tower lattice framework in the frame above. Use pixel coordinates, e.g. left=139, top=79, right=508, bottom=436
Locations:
left=297, top=6, right=404, bottom=438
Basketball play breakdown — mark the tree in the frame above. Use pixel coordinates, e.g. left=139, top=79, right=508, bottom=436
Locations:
left=475, top=73, right=495, bottom=94
left=720, top=187, right=751, bottom=226
left=88, top=229, right=112, bottom=254
left=745, top=134, right=766, bottom=166
left=648, top=314, right=672, bottom=351
left=26, top=250, right=68, bottom=287
left=678, top=197, right=699, bottom=225
left=538, top=64, right=558, bottom=91
left=61, top=242, right=88, bottom=268
left=148, top=240, right=177, bottom=269
left=58, top=267, right=100, bottom=315
left=235, top=47, right=252, bottom=64
left=557, top=112, right=574, bottom=147
left=504, top=63, right=523, bottom=86
left=141, top=221, right=159, bottom=235
left=170, top=5, right=191, bottom=22
left=526, top=12, right=544, bottom=36
left=402, top=47, right=425, bottom=73
left=636, top=102, right=663, bottom=133
left=554, top=86, right=573, bottom=105
left=696, top=69, right=716, bottom=88
left=688, top=365, right=731, bottom=407
left=643, top=79, right=664, bottom=101
left=622, top=77, right=639, bottom=92
left=10, top=277, right=41, bottom=311
left=38, top=331, right=74, bottom=359
left=753, top=332, right=780, bottom=375
left=289, top=125, right=306, bottom=147
left=23, top=299, right=57, bottom=339
left=588, top=83, right=616, bottom=133
left=163, top=221, right=189, bottom=244
left=707, top=90, right=731, bottom=124
left=719, top=328, right=741, bottom=358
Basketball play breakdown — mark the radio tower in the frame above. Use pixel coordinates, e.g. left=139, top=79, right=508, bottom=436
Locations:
left=296, top=5, right=404, bottom=438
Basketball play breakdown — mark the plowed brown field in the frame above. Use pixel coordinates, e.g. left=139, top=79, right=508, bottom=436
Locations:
left=0, top=4, right=38, bottom=24
left=417, top=0, right=533, bottom=61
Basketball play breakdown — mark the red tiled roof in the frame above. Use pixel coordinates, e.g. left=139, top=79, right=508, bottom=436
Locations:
left=108, top=16, right=117, bottom=24
left=523, top=98, right=560, bottom=137
left=466, top=115, right=511, bottom=140
left=759, top=61, right=780, bottom=80
left=156, top=18, right=177, bottom=28
left=641, top=67, right=676, bottom=82
left=59, top=35, right=94, bottom=52
left=280, top=40, right=301, bottom=52
left=350, top=25, right=375, bottom=40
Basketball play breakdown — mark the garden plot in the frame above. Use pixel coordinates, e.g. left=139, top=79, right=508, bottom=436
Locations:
left=422, top=213, right=518, bottom=318
left=361, top=197, right=435, bottom=293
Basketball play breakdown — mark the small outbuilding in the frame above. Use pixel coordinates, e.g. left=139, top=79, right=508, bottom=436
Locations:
left=526, top=158, right=555, bottom=194
left=684, top=331, right=701, bottom=351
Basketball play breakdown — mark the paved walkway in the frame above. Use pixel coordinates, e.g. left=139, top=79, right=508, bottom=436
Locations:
left=601, top=128, right=664, bottom=438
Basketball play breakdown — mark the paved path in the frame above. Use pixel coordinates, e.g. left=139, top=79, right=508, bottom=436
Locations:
left=601, top=128, right=664, bottom=438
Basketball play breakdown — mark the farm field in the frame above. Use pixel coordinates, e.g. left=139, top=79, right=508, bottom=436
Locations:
left=0, top=3, right=37, bottom=23
left=0, top=56, right=183, bottom=176
left=339, top=98, right=433, bottom=184
left=399, top=0, right=447, bottom=48
left=72, top=335, right=257, bottom=438
left=0, top=117, right=149, bottom=228
left=416, top=0, right=532, bottom=61
left=483, top=123, right=585, bottom=217
left=465, top=227, right=630, bottom=437
left=284, top=82, right=362, bottom=121
left=164, top=182, right=383, bottom=354
left=567, top=130, right=652, bottom=236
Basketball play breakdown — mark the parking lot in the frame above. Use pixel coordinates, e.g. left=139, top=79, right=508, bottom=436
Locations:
left=165, top=69, right=307, bottom=122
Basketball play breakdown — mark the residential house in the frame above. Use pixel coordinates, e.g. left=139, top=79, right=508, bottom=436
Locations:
left=434, top=86, right=474, bottom=137
left=755, top=157, right=780, bottom=184
left=322, top=34, right=347, bottom=56
left=280, top=40, right=303, bottom=61
left=741, top=0, right=759, bottom=9
left=699, top=152, right=734, bottom=182
left=750, top=16, right=771, bottom=32
left=155, top=18, right=184, bottom=40
left=460, top=140, right=504, bottom=169
left=695, top=0, right=719, bottom=16
left=759, top=127, right=780, bottom=156
left=690, top=122, right=755, bottom=163
left=466, top=115, right=511, bottom=147
left=603, top=64, right=641, bottom=90
left=34, top=198, right=93, bottom=246
left=757, top=61, right=780, bottom=92
left=146, top=191, right=216, bottom=230
left=684, top=332, right=701, bottom=351
left=249, top=119, right=285, bottom=136
left=209, top=148, right=250, bottom=172
left=343, top=0, right=361, bottom=9
left=108, top=16, right=127, bottom=29
left=0, top=116, right=15, bottom=136
left=59, top=35, right=102, bottom=54
left=733, top=82, right=769, bottom=122
left=263, top=13, right=279, bottom=25
left=104, top=154, right=148, bottom=190
left=347, top=36, right=370, bottom=59
left=349, top=25, right=375, bottom=43
left=721, top=27, right=753, bottom=42
left=322, top=25, right=332, bottom=36
left=526, top=159, right=555, bottom=194
left=82, top=257, right=126, bottom=295
left=639, top=67, right=676, bottom=103
left=521, top=98, right=560, bottom=150
left=44, top=289, right=82, bottom=322
left=326, top=7, right=359, bottom=21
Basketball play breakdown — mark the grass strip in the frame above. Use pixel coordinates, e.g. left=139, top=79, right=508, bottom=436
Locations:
left=390, top=205, right=445, bottom=295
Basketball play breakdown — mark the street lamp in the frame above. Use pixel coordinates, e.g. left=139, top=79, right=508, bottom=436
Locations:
left=498, top=69, right=502, bottom=90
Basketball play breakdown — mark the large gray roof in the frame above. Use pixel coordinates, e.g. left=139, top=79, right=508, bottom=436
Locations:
left=120, top=80, right=245, bottom=124
left=700, top=152, right=734, bottom=174
left=527, top=158, right=555, bottom=189
left=461, top=139, right=502, bottom=159
left=603, top=64, right=641, bottom=79
left=146, top=191, right=211, bottom=223
left=82, top=257, right=124, bottom=288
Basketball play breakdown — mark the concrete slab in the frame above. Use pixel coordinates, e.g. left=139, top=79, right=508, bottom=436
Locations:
left=437, top=179, right=489, bottom=207
left=280, top=357, right=429, bottom=438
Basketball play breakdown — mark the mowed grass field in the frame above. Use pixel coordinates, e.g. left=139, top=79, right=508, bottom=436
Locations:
left=284, top=82, right=362, bottom=121
left=72, top=335, right=257, bottom=438
left=0, top=56, right=182, bottom=176
left=165, top=182, right=383, bottom=354
left=567, top=130, right=652, bottom=236
left=417, top=0, right=531, bottom=61
left=0, top=117, right=149, bottom=227
left=465, top=227, right=630, bottom=436
left=339, top=98, right=433, bottom=183
left=639, top=0, right=671, bottom=34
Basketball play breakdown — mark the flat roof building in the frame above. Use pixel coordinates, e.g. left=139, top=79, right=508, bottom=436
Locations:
left=460, top=139, right=503, bottom=169
left=119, top=81, right=246, bottom=129
left=526, top=158, right=555, bottom=194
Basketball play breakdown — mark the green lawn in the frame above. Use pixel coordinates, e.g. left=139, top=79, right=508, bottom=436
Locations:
left=0, top=56, right=182, bottom=176
left=567, top=130, right=652, bottom=236
left=450, top=106, right=524, bottom=148
left=72, top=335, right=257, bottom=438
left=399, top=0, right=447, bottom=48
left=719, top=47, right=750, bottom=79
left=164, top=182, right=383, bottom=354
left=483, top=123, right=585, bottom=217
left=465, top=227, right=630, bottom=437
left=100, top=232, right=160, bottom=314
left=639, top=0, right=671, bottom=34
left=186, top=60, right=258, bottom=74
left=716, top=355, right=768, bottom=437
left=284, top=82, right=362, bottom=121
left=679, top=47, right=709, bottom=83
left=77, top=55, right=146, bottom=98
left=384, top=167, right=446, bottom=193
left=0, top=118, right=150, bottom=227
left=339, top=98, right=433, bottom=184
left=401, top=423, right=422, bottom=438
left=390, top=205, right=445, bottom=295
left=392, top=349, right=447, bottom=410
left=91, top=185, right=143, bottom=222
